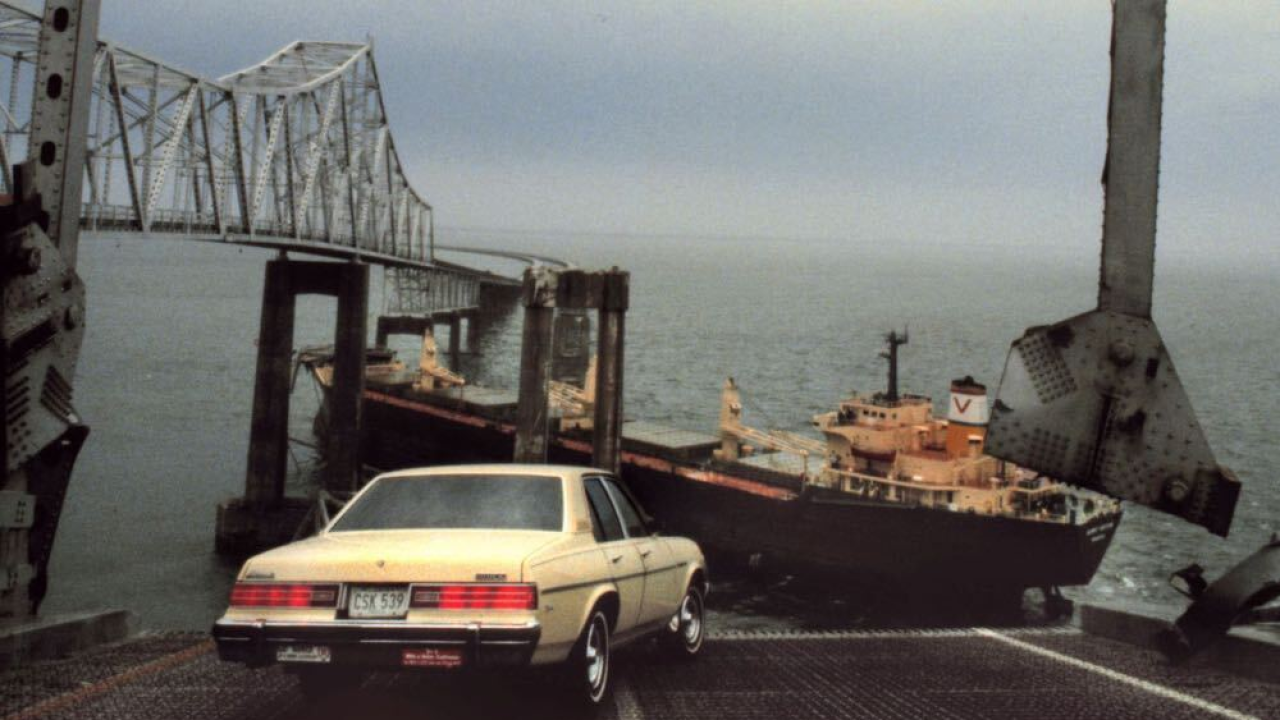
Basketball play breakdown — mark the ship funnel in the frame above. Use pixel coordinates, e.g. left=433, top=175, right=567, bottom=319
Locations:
left=945, top=376, right=988, bottom=457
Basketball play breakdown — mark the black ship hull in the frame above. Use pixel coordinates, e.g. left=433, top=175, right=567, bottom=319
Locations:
left=355, top=386, right=1121, bottom=597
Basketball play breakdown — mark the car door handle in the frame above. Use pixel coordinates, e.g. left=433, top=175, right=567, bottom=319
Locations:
left=611, top=554, right=624, bottom=564
left=639, top=549, right=652, bottom=558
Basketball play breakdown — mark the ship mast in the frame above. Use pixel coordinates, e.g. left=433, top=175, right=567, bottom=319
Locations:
left=880, top=329, right=909, bottom=402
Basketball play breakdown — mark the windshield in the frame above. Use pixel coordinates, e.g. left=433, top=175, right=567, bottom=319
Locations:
left=329, top=474, right=563, bottom=532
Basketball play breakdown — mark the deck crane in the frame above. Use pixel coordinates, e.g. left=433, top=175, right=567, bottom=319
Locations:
left=550, top=356, right=597, bottom=431
left=715, top=378, right=828, bottom=478
left=412, top=332, right=465, bottom=392
left=984, top=0, right=1274, bottom=656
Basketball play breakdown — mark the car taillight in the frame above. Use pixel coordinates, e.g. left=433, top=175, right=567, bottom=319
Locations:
left=229, top=583, right=339, bottom=608
left=410, top=584, right=537, bottom=610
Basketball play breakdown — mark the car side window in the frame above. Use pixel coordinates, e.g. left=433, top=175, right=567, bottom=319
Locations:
left=584, top=478, right=626, bottom=542
left=603, top=478, right=648, bottom=537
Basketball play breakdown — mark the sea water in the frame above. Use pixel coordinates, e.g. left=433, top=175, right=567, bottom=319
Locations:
left=43, top=231, right=1280, bottom=629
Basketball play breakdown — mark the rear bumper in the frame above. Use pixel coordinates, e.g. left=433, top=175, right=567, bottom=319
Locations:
left=212, top=618, right=540, bottom=670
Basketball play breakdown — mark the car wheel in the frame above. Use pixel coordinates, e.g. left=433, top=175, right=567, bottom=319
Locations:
left=562, top=608, right=612, bottom=710
left=661, top=584, right=705, bottom=659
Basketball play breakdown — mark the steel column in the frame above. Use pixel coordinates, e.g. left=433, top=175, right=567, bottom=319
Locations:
left=1097, top=0, right=1165, bottom=318
left=28, top=0, right=100, bottom=266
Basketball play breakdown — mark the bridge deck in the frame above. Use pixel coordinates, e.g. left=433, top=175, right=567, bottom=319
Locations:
left=2, top=628, right=1275, bottom=720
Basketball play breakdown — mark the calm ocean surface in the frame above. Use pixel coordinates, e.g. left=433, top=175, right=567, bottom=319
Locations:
left=44, top=231, right=1280, bottom=629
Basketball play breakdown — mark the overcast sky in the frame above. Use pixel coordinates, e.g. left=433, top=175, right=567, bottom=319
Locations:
left=96, top=1, right=1280, bottom=253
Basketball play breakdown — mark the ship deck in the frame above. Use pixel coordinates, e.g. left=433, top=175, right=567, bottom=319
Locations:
left=366, top=379, right=731, bottom=464
left=4, top=625, right=1277, bottom=720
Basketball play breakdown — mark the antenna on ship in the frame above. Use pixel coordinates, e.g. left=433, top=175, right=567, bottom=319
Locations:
left=880, top=327, right=909, bottom=402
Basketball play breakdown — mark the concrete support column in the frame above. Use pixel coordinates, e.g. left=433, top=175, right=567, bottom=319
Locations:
left=220, top=259, right=369, bottom=555
left=326, top=263, right=369, bottom=493
left=592, top=270, right=629, bottom=475
left=447, top=312, right=462, bottom=369
left=514, top=269, right=556, bottom=464
left=465, top=312, right=480, bottom=354
left=244, top=259, right=296, bottom=509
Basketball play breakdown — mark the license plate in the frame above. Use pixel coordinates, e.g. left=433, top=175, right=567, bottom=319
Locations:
left=402, top=648, right=464, bottom=669
left=276, top=645, right=331, bottom=664
left=349, top=586, right=410, bottom=618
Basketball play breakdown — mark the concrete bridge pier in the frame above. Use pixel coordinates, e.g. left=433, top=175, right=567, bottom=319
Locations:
left=445, top=312, right=463, bottom=370
left=512, top=271, right=557, bottom=464
left=374, top=315, right=433, bottom=348
left=513, top=267, right=629, bottom=473
left=241, top=260, right=296, bottom=512
left=215, top=258, right=368, bottom=556
left=325, top=264, right=369, bottom=495
left=465, top=311, right=482, bottom=353
left=591, top=271, right=628, bottom=475
left=375, top=310, right=475, bottom=375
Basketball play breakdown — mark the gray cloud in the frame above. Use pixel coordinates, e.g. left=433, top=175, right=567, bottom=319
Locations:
left=97, top=1, right=1280, bottom=252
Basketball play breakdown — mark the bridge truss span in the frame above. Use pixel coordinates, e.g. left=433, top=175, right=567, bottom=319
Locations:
left=0, top=1, right=441, bottom=272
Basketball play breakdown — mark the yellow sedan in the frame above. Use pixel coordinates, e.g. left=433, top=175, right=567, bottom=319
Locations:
left=212, top=464, right=708, bottom=708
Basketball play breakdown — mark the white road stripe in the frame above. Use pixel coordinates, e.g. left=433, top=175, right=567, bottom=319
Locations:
left=710, top=626, right=1080, bottom=642
left=976, top=628, right=1260, bottom=720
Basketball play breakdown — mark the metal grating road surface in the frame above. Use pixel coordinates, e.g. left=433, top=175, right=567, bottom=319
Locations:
left=1, top=628, right=1277, bottom=720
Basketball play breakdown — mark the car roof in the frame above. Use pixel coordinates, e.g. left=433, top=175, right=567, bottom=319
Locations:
left=374, top=464, right=612, bottom=481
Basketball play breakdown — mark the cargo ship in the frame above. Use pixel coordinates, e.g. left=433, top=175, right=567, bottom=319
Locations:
left=301, top=330, right=1121, bottom=606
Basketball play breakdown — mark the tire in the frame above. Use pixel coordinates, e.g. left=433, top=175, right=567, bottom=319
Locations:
left=560, top=608, right=612, bottom=711
left=661, top=584, right=706, bottom=659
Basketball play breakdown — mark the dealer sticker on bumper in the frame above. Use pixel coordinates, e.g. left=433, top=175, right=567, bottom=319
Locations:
left=402, top=648, right=463, bottom=668
left=276, top=645, right=332, bottom=664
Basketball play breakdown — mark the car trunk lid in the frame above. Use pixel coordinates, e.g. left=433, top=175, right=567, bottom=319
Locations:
left=242, top=529, right=561, bottom=583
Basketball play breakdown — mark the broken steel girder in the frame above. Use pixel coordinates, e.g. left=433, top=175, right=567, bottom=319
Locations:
left=985, top=0, right=1239, bottom=536
left=1157, top=538, right=1280, bottom=659
left=0, top=0, right=99, bottom=620
left=2, top=190, right=86, bottom=476
left=1, top=164, right=91, bottom=615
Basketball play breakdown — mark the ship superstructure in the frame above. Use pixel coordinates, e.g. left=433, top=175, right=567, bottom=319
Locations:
left=713, top=331, right=1120, bottom=531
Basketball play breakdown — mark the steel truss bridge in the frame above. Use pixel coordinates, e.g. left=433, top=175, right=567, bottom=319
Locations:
left=0, top=0, right=552, bottom=315
left=0, top=0, right=578, bottom=623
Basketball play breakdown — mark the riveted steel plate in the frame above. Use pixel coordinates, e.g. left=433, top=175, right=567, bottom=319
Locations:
left=3, top=223, right=86, bottom=473
left=1017, top=331, right=1079, bottom=405
left=987, top=309, right=1239, bottom=536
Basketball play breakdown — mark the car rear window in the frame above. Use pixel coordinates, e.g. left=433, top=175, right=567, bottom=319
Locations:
left=329, top=474, right=563, bottom=532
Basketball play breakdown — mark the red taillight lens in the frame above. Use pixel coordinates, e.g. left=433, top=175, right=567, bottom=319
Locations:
left=229, top=583, right=339, bottom=608
left=410, top=584, right=537, bottom=610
